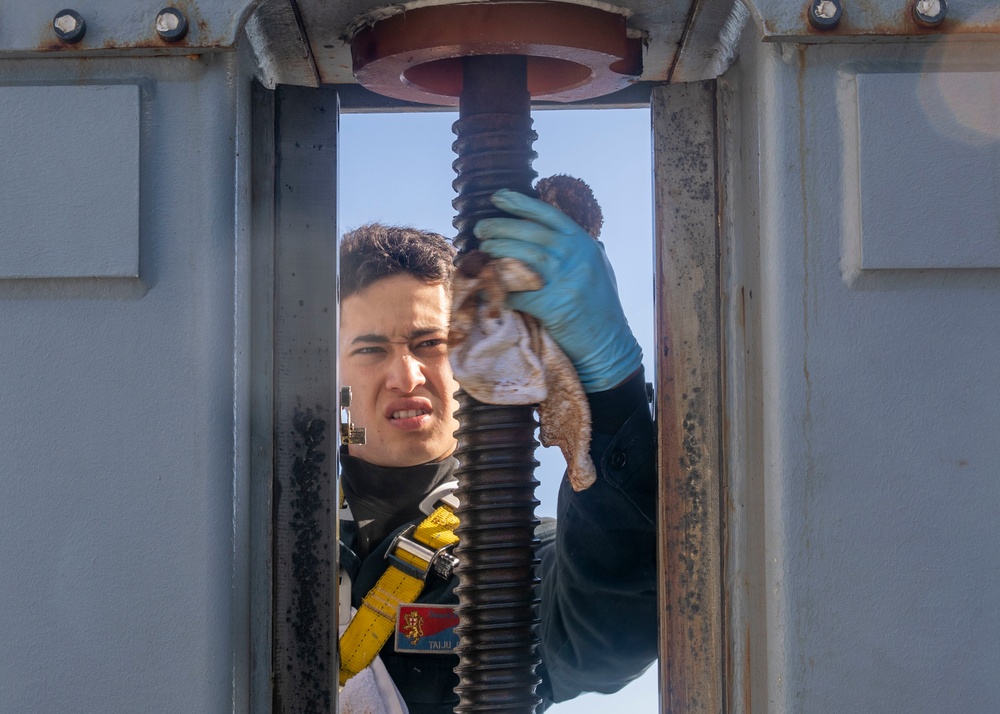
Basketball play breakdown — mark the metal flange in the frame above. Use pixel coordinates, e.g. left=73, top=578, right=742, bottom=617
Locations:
left=350, top=1, right=643, bottom=105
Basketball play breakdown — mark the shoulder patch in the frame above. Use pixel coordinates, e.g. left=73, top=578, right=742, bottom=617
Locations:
left=395, top=604, right=460, bottom=654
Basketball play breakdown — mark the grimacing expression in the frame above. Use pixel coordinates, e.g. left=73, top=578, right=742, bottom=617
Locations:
left=339, top=274, right=461, bottom=467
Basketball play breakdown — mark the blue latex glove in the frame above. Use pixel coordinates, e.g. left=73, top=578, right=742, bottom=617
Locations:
left=473, top=188, right=642, bottom=393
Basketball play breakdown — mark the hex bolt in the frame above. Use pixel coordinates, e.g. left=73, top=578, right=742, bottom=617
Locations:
left=808, top=0, right=842, bottom=29
left=155, top=7, right=188, bottom=42
left=913, top=0, right=947, bottom=28
left=52, top=9, right=86, bottom=44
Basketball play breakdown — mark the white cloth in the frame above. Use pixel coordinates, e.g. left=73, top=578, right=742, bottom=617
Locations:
left=339, top=657, right=408, bottom=714
left=450, top=300, right=548, bottom=405
left=449, top=257, right=596, bottom=491
left=339, top=607, right=409, bottom=714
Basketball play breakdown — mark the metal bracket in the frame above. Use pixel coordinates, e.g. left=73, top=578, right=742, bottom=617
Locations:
left=386, top=525, right=460, bottom=582
left=340, top=386, right=367, bottom=446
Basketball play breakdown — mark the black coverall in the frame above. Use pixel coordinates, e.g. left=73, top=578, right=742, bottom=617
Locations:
left=340, top=369, right=658, bottom=713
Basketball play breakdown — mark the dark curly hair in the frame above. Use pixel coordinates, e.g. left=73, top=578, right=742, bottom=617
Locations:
left=340, top=223, right=456, bottom=300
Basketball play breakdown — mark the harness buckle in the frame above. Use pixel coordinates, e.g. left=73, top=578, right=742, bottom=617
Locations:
left=386, top=525, right=460, bottom=581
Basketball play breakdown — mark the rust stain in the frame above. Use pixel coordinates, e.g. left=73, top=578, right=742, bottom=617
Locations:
left=743, top=635, right=752, bottom=714
left=793, top=22, right=1000, bottom=37
left=777, top=2, right=1000, bottom=38
left=857, top=19, right=936, bottom=36
left=801, top=3, right=828, bottom=36
left=36, top=35, right=206, bottom=53
left=103, top=37, right=192, bottom=49
left=34, top=0, right=228, bottom=53
left=831, top=20, right=999, bottom=36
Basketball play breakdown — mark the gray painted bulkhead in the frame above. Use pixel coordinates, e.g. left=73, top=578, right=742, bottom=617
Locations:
left=0, top=45, right=341, bottom=714
left=0, top=48, right=260, bottom=711
left=716, top=34, right=1000, bottom=713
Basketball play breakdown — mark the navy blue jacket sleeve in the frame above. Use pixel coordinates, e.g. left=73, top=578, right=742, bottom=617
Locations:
left=535, top=367, right=658, bottom=704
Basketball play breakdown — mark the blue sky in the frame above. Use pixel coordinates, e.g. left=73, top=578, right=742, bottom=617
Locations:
left=339, top=107, right=658, bottom=712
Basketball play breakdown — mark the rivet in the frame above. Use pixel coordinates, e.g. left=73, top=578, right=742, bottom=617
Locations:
left=913, top=0, right=947, bottom=28
left=155, top=7, right=188, bottom=42
left=808, top=0, right=842, bottom=30
left=53, top=9, right=86, bottom=44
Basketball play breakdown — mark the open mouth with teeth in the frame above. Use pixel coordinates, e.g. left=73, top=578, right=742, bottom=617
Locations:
left=392, top=409, right=428, bottom=419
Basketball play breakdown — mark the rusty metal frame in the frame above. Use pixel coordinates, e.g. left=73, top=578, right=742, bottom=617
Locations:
left=261, top=84, right=340, bottom=714
left=652, top=80, right=725, bottom=714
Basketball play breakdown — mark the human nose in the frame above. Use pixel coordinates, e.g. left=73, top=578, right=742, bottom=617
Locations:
left=385, top=352, right=425, bottom=393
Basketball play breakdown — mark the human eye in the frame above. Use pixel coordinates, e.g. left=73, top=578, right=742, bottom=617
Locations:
left=351, top=345, right=385, bottom=357
left=414, top=337, right=448, bottom=353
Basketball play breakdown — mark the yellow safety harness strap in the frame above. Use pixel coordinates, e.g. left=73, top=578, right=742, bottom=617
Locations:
left=339, top=504, right=459, bottom=686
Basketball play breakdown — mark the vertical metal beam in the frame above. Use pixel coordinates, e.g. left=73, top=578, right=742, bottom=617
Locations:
left=652, top=80, right=725, bottom=714
left=269, top=84, right=340, bottom=714
left=250, top=82, right=277, bottom=714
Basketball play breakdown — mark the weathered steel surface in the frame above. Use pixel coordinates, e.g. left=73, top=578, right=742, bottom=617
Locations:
left=0, top=0, right=259, bottom=54
left=670, top=0, right=750, bottom=83
left=269, top=84, right=340, bottom=714
left=350, top=2, right=641, bottom=106
left=652, top=80, right=725, bottom=714
left=297, top=0, right=694, bottom=86
left=13, top=0, right=998, bottom=92
left=719, top=37, right=1000, bottom=713
left=244, top=0, right=320, bottom=88
left=0, top=52, right=253, bottom=711
left=746, top=0, right=1000, bottom=41
left=249, top=82, right=277, bottom=714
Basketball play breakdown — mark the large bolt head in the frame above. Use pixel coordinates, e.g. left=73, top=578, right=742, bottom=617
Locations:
left=913, top=0, right=947, bottom=28
left=809, top=0, right=842, bottom=30
left=53, top=9, right=86, bottom=44
left=155, top=7, right=188, bottom=42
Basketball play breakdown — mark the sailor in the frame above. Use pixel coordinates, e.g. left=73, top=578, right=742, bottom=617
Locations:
left=337, top=189, right=657, bottom=713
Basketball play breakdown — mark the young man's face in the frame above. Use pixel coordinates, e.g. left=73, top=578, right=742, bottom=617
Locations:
left=339, top=273, right=461, bottom=467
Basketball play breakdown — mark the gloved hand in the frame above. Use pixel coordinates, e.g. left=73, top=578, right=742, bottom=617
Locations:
left=474, top=188, right=642, bottom=393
